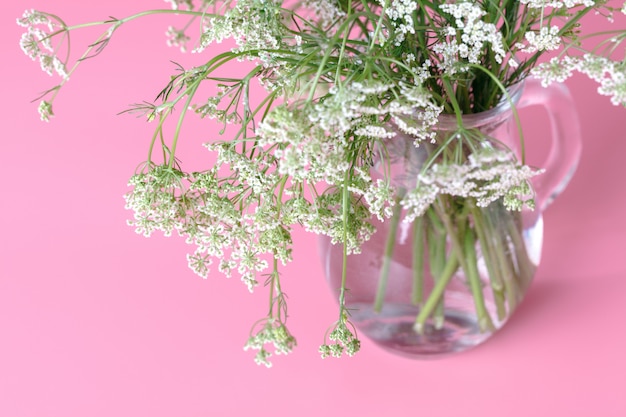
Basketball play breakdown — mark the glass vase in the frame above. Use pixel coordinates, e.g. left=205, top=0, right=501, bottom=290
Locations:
left=319, top=79, right=582, bottom=358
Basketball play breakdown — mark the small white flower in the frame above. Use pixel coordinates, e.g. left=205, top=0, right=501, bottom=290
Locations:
left=163, top=0, right=194, bottom=10
left=354, top=125, right=396, bottom=139
left=38, top=100, right=53, bottom=122
left=531, top=56, right=579, bottom=87
left=401, top=148, right=542, bottom=220
left=17, top=9, right=54, bottom=30
left=165, top=26, right=190, bottom=52
left=577, top=54, right=610, bottom=82
left=520, top=0, right=595, bottom=8
left=438, top=1, right=507, bottom=65
left=598, top=66, right=626, bottom=106
left=19, top=30, right=40, bottom=60
left=303, top=0, right=345, bottom=28
left=518, top=25, right=562, bottom=53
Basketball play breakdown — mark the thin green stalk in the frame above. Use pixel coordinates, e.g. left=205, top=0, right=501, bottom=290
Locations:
left=168, top=79, right=202, bottom=169
left=442, top=77, right=465, bottom=128
left=414, top=253, right=458, bottom=334
left=472, top=205, right=507, bottom=320
left=427, top=216, right=447, bottom=328
left=433, top=198, right=495, bottom=333
left=505, top=217, right=534, bottom=293
left=463, top=227, right=496, bottom=333
left=411, top=215, right=425, bottom=307
left=373, top=197, right=403, bottom=313
left=268, top=261, right=277, bottom=317
left=339, top=170, right=352, bottom=312
left=484, top=208, right=520, bottom=311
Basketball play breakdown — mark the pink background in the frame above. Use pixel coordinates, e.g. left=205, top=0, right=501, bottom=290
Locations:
left=2, top=1, right=625, bottom=416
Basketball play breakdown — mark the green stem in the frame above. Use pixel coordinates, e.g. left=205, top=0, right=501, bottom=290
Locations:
left=441, top=77, right=465, bottom=128
left=373, top=197, right=403, bottom=313
left=168, top=79, right=202, bottom=168
left=472, top=205, right=507, bottom=320
left=429, top=219, right=448, bottom=329
left=433, top=197, right=495, bottom=333
left=506, top=216, right=534, bottom=293
left=411, top=215, right=425, bottom=306
left=484, top=207, right=519, bottom=312
left=339, top=170, right=352, bottom=313
left=463, top=226, right=496, bottom=333
left=414, top=253, right=458, bottom=334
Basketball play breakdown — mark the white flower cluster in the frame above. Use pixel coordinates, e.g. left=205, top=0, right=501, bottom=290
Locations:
left=383, top=0, right=418, bottom=44
left=401, top=147, right=542, bottom=223
left=531, top=54, right=626, bottom=106
left=123, top=162, right=286, bottom=292
left=165, top=26, right=191, bottom=52
left=593, top=62, right=626, bottom=107
left=516, top=0, right=599, bottom=53
left=256, top=80, right=443, bottom=229
left=244, top=318, right=297, bottom=367
left=258, top=80, right=441, bottom=182
left=38, top=101, right=53, bottom=122
left=17, top=10, right=68, bottom=80
left=163, top=0, right=195, bottom=10
left=520, top=0, right=595, bottom=9
left=530, top=55, right=579, bottom=86
left=194, top=0, right=285, bottom=53
left=319, top=320, right=361, bottom=359
left=302, top=0, right=346, bottom=29
left=517, top=25, right=561, bottom=53
left=434, top=1, right=506, bottom=73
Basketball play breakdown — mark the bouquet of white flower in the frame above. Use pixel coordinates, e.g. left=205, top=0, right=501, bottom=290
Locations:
left=19, top=0, right=626, bottom=366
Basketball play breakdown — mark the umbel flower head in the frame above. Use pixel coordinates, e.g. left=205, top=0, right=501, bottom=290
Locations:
left=19, top=0, right=626, bottom=365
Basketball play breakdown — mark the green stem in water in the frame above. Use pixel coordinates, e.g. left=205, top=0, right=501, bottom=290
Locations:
left=472, top=205, right=507, bottom=321
left=505, top=216, right=535, bottom=293
left=414, top=253, right=459, bottom=334
left=373, top=198, right=403, bottom=313
left=411, top=215, right=425, bottom=307
left=433, top=197, right=495, bottom=333
left=427, top=215, right=448, bottom=329
left=484, top=207, right=520, bottom=312
left=463, top=226, right=496, bottom=333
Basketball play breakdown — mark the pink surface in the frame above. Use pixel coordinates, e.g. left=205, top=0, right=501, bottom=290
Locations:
left=1, top=1, right=625, bottom=416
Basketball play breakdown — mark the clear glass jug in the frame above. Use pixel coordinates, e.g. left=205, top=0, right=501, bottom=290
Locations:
left=319, top=79, right=582, bottom=357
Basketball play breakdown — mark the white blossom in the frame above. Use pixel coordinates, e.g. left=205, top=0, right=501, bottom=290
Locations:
left=163, top=0, right=194, bottom=10
left=401, top=148, right=542, bottom=222
left=517, top=25, right=562, bottom=53
left=438, top=1, right=507, bottom=67
left=520, top=0, right=595, bottom=8
left=38, top=101, right=53, bottom=122
left=597, top=64, right=626, bottom=106
left=165, top=26, right=190, bottom=52
left=531, top=56, right=579, bottom=86
left=303, top=0, right=345, bottom=28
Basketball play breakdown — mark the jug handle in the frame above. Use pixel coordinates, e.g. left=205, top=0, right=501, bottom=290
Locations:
left=517, top=78, right=583, bottom=211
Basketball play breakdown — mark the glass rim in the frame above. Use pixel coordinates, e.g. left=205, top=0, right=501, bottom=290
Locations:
left=435, top=80, right=526, bottom=130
